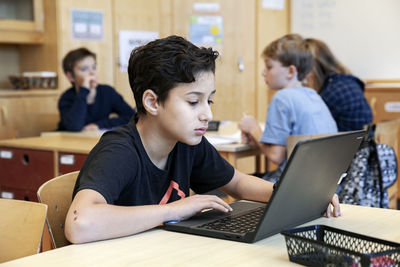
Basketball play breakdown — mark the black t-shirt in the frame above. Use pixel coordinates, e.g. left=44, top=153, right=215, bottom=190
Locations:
left=73, top=120, right=234, bottom=206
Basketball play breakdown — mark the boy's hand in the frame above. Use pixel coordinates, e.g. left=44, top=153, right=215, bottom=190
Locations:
left=238, top=113, right=259, bottom=134
left=83, top=123, right=99, bottom=132
left=166, top=194, right=232, bottom=222
left=241, top=131, right=258, bottom=148
left=241, top=131, right=250, bottom=144
left=75, top=74, right=98, bottom=93
left=325, top=194, right=341, bottom=217
left=81, top=74, right=98, bottom=90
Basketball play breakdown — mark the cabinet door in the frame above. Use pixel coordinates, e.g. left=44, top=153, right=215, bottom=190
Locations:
left=0, top=147, right=54, bottom=193
left=365, top=87, right=400, bottom=123
left=0, top=186, right=38, bottom=202
left=172, top=0, right=256, bottom=121
left=0, top=93, right=59, bottom=139
left=0, top=0, right=44, bottom=44
left=58, top=152, right=87, bottom=175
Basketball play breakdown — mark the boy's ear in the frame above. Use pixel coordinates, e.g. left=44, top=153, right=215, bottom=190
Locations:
left=142, top=89, right=159, bottom=115
left=65, top=71, right=75, bottom=83
left=304, top=70, right=314, bottom=85
left=287, top=65, right=298, bottom=79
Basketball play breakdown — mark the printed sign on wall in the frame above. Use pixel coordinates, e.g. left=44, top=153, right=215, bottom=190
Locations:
left=71, top=9, right=104, bottom=41
left=189, top=16, right=223, bottom=46
left=118, top=30, right=159, bottom=72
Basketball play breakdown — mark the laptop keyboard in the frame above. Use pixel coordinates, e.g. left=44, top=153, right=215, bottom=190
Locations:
left=196, top=207, right=264, bottom=234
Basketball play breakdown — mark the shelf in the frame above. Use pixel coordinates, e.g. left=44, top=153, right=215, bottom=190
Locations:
left=0, top=88, right=60, bottom=97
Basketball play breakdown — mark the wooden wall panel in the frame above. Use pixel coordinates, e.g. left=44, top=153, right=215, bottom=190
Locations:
left=0, top=93, right=59, bottom=138
left=171, top=0, right=256, bottom=121
left=0, top=45, right=20, bottom=88
left=56, top=0, right=114, bottom=92
left=255, top=0, right=290, bottom=121
left=112, top=0, right=172, bottom=106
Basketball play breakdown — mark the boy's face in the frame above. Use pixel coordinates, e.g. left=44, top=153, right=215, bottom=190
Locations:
left=157, top=71, right=215, bottom=146
left=262, top=57, right=290, bottom=90
left=67, top=56, right=98, bottom=89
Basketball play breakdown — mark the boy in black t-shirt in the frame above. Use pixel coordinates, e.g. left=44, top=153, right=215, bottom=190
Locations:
left=65, top=36, right=341, bottom=244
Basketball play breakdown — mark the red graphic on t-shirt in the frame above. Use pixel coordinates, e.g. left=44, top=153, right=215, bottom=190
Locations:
left=159, top=180, right=186, bottom=205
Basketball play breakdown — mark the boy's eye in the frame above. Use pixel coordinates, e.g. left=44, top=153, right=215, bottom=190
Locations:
left=188, top=101, right=198, bottom=106
left=208, top=99, right=214, bottom=105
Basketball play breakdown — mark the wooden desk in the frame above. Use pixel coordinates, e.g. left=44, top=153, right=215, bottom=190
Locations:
left=0, top=135, right=98, bottom=201
left=2, top=204, right=399, bottom=266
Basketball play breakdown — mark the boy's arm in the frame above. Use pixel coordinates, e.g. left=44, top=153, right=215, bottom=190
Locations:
left=238, top=115, right=286, bottom=165
left=65, top=188, right=232, bottom=244
left=221, top=169, right=274, bottom=202
left=92, top=87, right=135, bottom=129
left=59, top=88, right=89, bottom=131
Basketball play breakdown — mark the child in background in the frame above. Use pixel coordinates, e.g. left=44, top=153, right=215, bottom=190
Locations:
left=58, top=47, right=135, bottom=131
left=304, top=38, right=373, bottom=131
left=239, top=34, right=338, bottom=182
left=65, top=36, right=341, bottom=244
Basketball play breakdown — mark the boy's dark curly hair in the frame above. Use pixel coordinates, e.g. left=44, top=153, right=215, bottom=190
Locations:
left=128, top=35, right=219, bottom=116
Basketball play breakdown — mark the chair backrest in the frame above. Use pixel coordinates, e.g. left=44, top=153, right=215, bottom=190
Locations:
left=0, top=198, right=47, bottom=263
left=37, top=171, right=79, bottom=248
left=286, top=133, right=343, bottom=159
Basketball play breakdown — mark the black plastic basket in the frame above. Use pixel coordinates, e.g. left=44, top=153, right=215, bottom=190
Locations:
left=281, top=225, right=400, bottom=266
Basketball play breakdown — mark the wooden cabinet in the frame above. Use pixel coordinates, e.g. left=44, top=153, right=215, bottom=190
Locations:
left=58, top=152, right=87, bottom=175
left=0, top=0, right=45, bottom=44
left=0, top=90, right=59, bottom=139
left=365, top=84, right=400, bottom=201
left=0, top=147, right=54, bottom=201
left=365, top=84, right=400, bottom=123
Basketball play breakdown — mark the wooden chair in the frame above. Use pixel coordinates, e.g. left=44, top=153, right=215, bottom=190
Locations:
left=286, top=133, right=343, bottom=159
left=0, top=198, right=47, bottom=263
left=37, top=171, right=79, bottom=249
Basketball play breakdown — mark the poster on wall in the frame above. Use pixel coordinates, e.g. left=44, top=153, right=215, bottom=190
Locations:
left=118, top=30, right=159, bottom=72
left=71, top=9, right=104, bottom=41
left=189, top=15, right=223, bottom=49
left=261, top=0, right=285, bottom=10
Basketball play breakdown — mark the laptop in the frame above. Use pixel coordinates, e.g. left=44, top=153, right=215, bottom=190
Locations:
left=164, top=130, right=365, bottom=243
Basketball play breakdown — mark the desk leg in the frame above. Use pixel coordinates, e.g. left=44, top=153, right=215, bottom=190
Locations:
left=255, top=155, right=269, bottom=174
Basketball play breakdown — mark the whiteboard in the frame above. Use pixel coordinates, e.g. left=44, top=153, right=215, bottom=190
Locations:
left=291, top=0, right=400, bottom=80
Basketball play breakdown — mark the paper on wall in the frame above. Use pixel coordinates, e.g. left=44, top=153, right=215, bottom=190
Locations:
left=118, top=30, right=159, bottom=72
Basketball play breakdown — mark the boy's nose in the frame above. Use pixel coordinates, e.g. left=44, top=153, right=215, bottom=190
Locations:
left=199, top=104, right=213, bottom=122
left=261, top=69, right=267, bottom=77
